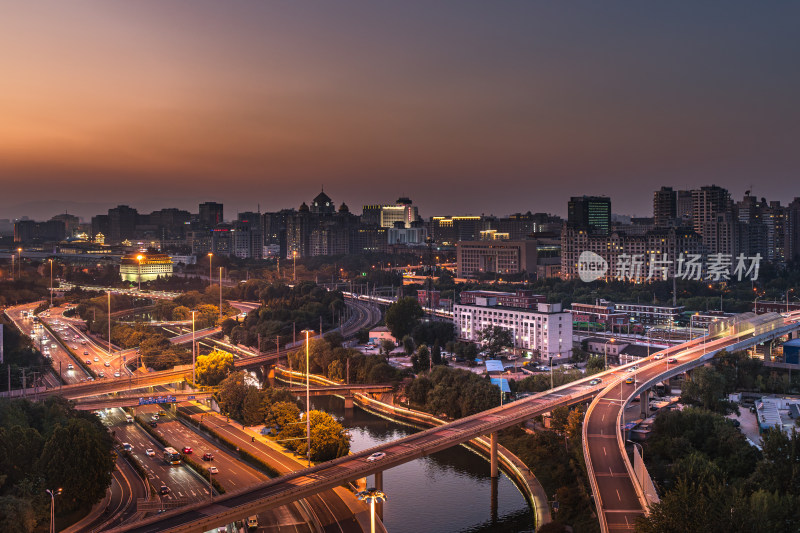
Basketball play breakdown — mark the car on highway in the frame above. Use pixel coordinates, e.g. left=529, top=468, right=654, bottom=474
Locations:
left=367, top=452, right=386, bottom=462
left=625, top=377, right=635, bottom=384
left=94, top=356, right=99, bottom=362
left=627, top=366, right=638, bottom=372
left=160, top=484, right=170, bottom=495
left=114, top=371, right=121, bottom=377
left=50, top=343, right=56, bottom=349
left=72, top=345, right=79, bottom=350
left=67, top=363, right=74, bottom=370
left=182, top=446, right=193, bottom=454
left=588, top=378, right=602, bottom=386
left=85, top=359, right=91, bottom=365
left=148, top=421, right=158, bottom=427
left=104, top=361, right=111, bottom=367
left=653, top=354, right=665, bottom=360
left=98, top=372, right=105, bottom=378
left=667, top=357, right=677, bottom=364
left=145, top=448, right=155, bottom=457
left=208, top=466, right=219, bottom=474
left=84, top=350, right=89, bottom=356
left=122, top=442, right=132, bottom=451
left=202, top=453, right=214, bottom=461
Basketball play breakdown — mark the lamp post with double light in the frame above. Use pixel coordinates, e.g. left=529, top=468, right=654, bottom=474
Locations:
left=45, top=487, right=62, bottom=533
left=356, top=488, right=387, bottom=533
left=208, top=252, right=213, bottom=288
left=293, top=251, right=298, bottom=282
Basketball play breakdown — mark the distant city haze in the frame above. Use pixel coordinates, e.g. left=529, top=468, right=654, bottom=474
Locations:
left=2, top=2, right=799, bottom=220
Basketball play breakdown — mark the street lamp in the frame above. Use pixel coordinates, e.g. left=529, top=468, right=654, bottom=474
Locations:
left=191, top=310, right=197, bottom=385
left=689, top=313, right=699, bottom=340
left=219, top=267, right=223, bottom=318
left=136, top=254, right=143, bottom=291
left=48, top=259, right=54, bottom=308
left=293, top=251, right=298, bottom=282
left=301, top=329, right=314, bottom=467
left=107, top=291, right=112, bottom=360
left=604, top=339, right=615, bottom=371
left=45, top=488, right=62, bottom=533
left=356, top=488, right=387, bottom=533
left=207, top=252, right=213, bottom=287
left=788, top=288, right=795, bottom=314
left=16, top=247, right=22, bottom=278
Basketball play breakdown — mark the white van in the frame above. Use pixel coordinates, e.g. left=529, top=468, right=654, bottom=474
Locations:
left=125, top=415, right=133, bottom=423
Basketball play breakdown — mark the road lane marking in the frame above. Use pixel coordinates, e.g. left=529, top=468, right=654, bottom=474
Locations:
left=616, top=489, right=622, bottom=501
left=603, top=446, right=606, bottom=456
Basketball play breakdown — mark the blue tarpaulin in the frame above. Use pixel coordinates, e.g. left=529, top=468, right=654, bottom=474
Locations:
left=491, top=378, right=511, bottom=393
left=485, top=360, right=505, bottom=373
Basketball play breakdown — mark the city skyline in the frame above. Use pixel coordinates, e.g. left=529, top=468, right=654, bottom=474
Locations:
left=2, top=2, right=800, bottom=220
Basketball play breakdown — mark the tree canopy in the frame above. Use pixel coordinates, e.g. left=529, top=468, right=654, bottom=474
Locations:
left=385, top=297, right=424, bottom=340
left=195, top=349, right=234, bottom=386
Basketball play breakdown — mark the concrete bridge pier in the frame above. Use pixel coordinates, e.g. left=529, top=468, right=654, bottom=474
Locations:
left=490, top=475, right=498, bottom=523
left=639, top=389, right=650, bottom=418
left=343, top=394, right=354, bottom=410
left=490, top=432, right=498, bottom=478
left=374, top=471, right=384, bottom=519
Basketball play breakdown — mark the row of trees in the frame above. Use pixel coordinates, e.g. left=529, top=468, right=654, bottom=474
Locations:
left=285, top=335, right=404, bottom=385
left=0, top=315, right=52, bottom=392
left=222, top=282, right=345, bottom=352
left=0, top=397, right=115, bottom=532
left=405, top=366, right=501, bottom=419
left=214, top=371, right=350, bottom=462
left=637, top=408, right=800, bottom=532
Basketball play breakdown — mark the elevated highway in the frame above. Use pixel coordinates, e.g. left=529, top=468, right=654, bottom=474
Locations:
left=106, top=311, right=800, bottom=533
left=584, top=310, right=800, bottom=533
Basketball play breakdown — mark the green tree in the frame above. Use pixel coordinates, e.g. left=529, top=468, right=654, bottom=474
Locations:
left=402, top=335, right=415, bottom=356
left=479, top=325, right=513, bottom=358
left=37, top=418, right=115, bottom=513
left=217, top=371, right=254, bottom=420
left=280, top=410, right=350, bottom=462
left=380, top=339, right=395, bottom=356
left=384, top=297, right=424, bottom=340
left=327, top=359, right=344, bottom=381
left=0, top=496, right=36, bottom=533
left=680, top=366, right=732, bottom=413
left=195, top=349, right=234, bottom=386
left=411, top=344, right=430, bottom=373
left=265, top=401, right=301, bottom=430
left=585, top=355, right=605, bottom=375
left=242, top=387, right=266, bottom=426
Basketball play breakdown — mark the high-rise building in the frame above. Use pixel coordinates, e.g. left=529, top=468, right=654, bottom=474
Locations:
left=786, top=198, right=800, bottom=263
left=567, top=196, right=611, bottom=235
left=653, top=187, right=677, bottom=227
left=379, top=197, right=420, bottom=228
left=199, top=202, right=224, bottom=228
left=677, top=190, right=693, bottom=224
left=49, top=213, right=80, bottom=238
left=691, top=185, right=731, bottom=237
left=108, top=205, right=138, bottom=243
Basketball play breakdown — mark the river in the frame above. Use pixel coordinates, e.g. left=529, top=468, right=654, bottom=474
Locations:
left=309, top=395, right=535, bottom=533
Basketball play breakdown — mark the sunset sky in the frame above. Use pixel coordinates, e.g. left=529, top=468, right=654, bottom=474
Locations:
left=1, top=2, right=799, bottom=221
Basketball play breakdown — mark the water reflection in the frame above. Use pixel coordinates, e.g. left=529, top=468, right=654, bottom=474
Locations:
left=310, top=395, right=534, bottom=533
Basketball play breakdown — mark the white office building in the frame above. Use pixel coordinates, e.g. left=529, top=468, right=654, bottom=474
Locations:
left=454, top=298, right=573, bottom=360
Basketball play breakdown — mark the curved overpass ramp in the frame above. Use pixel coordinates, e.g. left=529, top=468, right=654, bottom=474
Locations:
left=584, top=311, right=800, bottom=532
